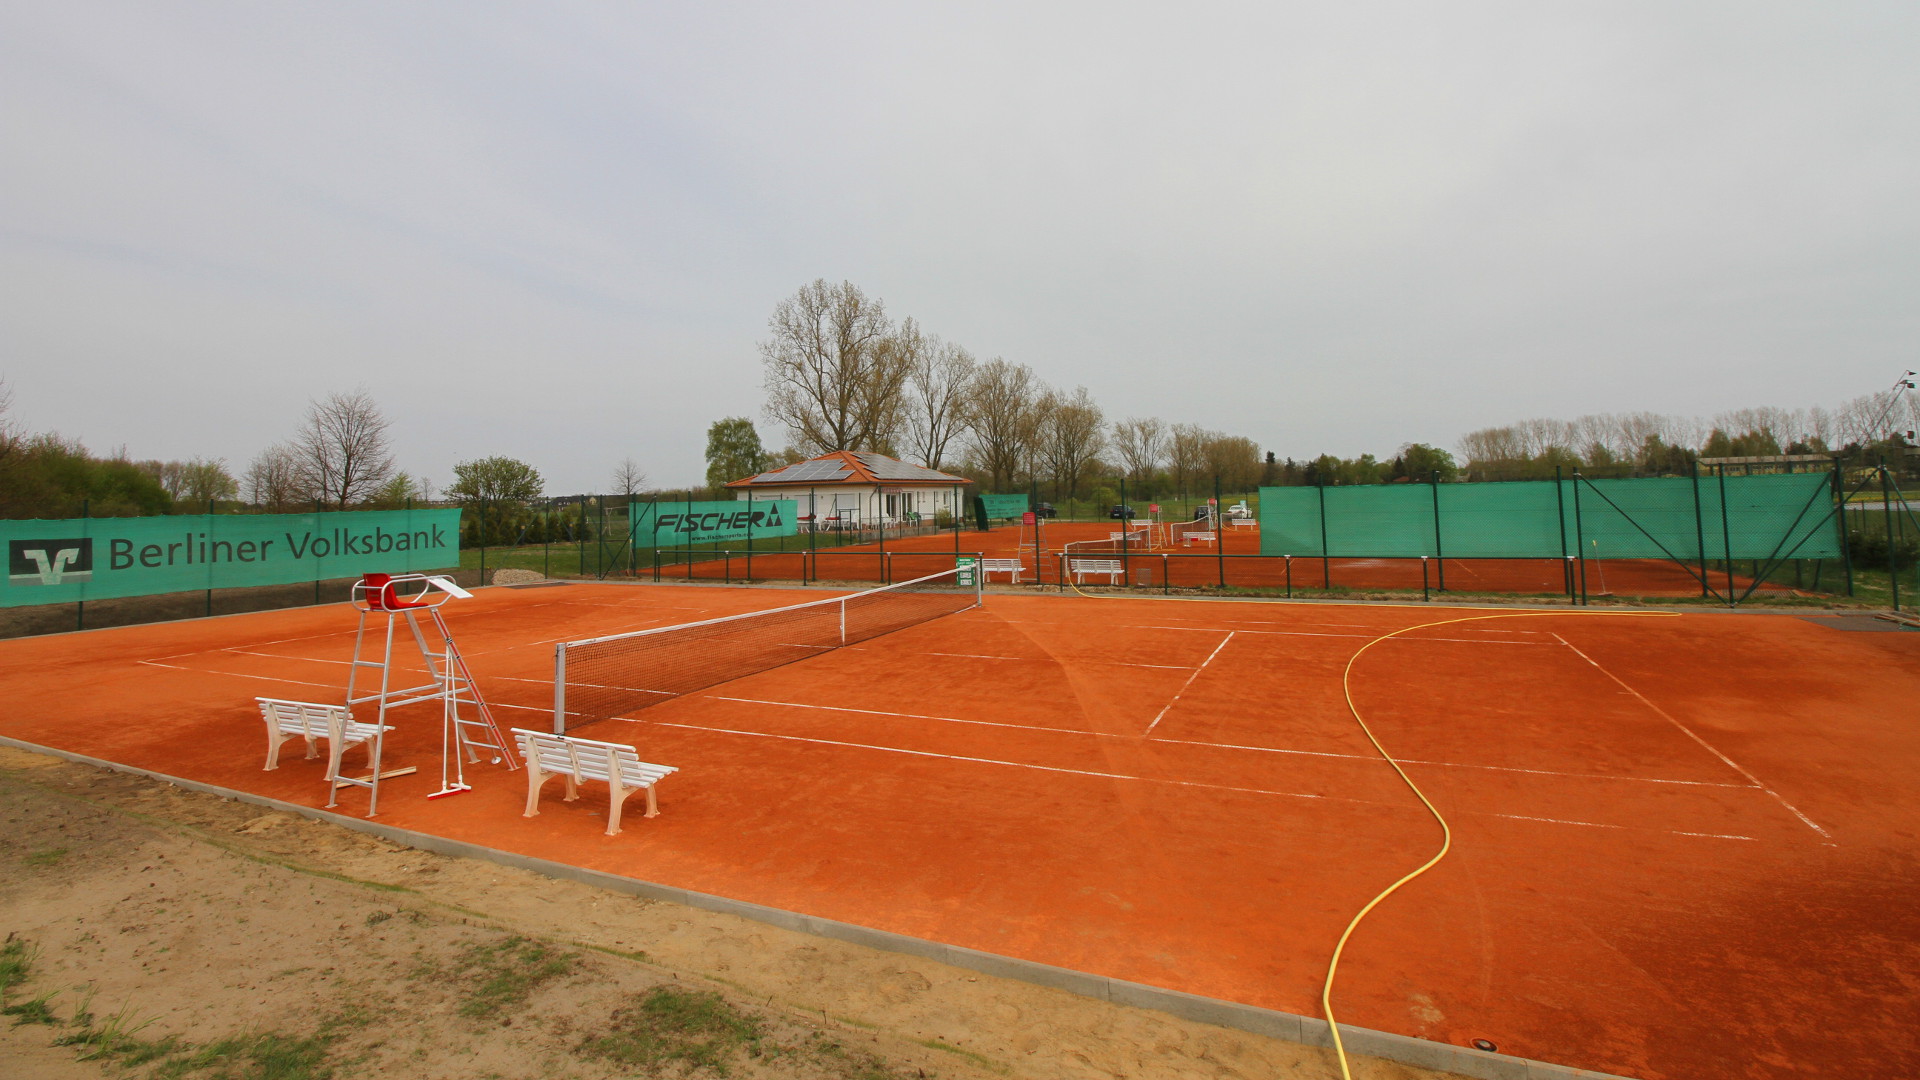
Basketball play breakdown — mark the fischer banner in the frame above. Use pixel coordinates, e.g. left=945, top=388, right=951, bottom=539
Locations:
left=1, top=508, right=461, bottom=607
left=630, top=499, right=799, bottom=547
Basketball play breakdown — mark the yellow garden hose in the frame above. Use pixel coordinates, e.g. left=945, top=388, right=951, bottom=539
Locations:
left=1320, top=610, right=1674, bottom=1079
left=1047, top=550, right=1682, bottom=1077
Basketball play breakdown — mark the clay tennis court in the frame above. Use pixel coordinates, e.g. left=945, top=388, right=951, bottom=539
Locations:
left=2, top=582, right=1914, bottom=1079
left=653, top=520, right=1803, bottom=598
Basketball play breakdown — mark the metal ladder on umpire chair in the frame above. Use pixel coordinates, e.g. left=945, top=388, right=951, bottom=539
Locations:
left=344, top=575, right=517, bottom=813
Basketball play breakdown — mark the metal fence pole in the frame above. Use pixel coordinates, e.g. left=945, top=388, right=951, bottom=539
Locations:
left=77, top=499, right=88, bottom=631
left=1430, top=471, right=1445, bottom=591
left=1555, top=466, right=1571, bottom=601
left=1317, top=480, right=1331, bottom=590
left=1691, top=460, right=1709, bottom=597
left=1214, top=476, right=1226, bottom=588
left=1716, top=466, right=1735, bottom=605
left=1835, top=457, right=1854, bottom=596
left=1571, top=472, right=1588, bottom=605
left=1883, top=458, right=1900, bottom=613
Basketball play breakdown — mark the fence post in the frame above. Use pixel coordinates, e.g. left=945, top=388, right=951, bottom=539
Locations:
left=1691, top=460, right=1709, bottom=597
left=1214, top=476, right=1226, bottom=589
left=1716, top=466, right=1735, bottom=606
left=1883, top=458, right=1900, bottom=613
left=314, top=499, right=324, bottom=605
left=77, top=499, right=88, bottom=631
left=746, top=493, right=754, bottom=583
left=1834, top=458, right=1854, bottom=597
left=1555, top=466, right=1571, bottom=601
left=206, top=498, right=215, bottom=617
left=1429, top=471, right=1445, bottom=591
left=1317, top=480, right=1331, bottom=590
left=1571, top=472, right=1588, bottom=605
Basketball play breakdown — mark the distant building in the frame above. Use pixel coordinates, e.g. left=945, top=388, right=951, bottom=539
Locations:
left=726, top=451, right=973, bottom=530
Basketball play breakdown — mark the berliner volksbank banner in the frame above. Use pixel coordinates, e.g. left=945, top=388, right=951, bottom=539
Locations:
left=1, top=508, right=461, bottom=607
left=630, top=499, right=799, bottom=547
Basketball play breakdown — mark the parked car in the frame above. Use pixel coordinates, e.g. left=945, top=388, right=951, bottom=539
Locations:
left=1031, top=502, right=1058, bottom=519
left=1108, top=504, right=1136, bottom=519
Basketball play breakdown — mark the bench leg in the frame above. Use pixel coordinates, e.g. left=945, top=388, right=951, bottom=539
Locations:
left=643, top=783, right=660, bottom=819
left=606, top=782, right=633, bottom=836
left=563, top=774, right=580, bottom=802
left=524, top=768, right=551, bottom=818
left=264, top=725, right=285, bottom=771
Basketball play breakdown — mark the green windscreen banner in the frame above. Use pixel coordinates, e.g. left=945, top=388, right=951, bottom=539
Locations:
left=979, top=494, right=1029, bottom=519
left=1, top=508, right=461, bottom=607
left=630, top=500, right=799, bottom=547
left=1259, top=473, right=1843, bottom=561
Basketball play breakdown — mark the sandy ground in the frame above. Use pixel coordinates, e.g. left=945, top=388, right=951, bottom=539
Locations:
left=0, top=746, right=1458, bottom=1080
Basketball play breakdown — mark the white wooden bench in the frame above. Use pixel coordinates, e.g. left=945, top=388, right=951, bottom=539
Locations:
left=980, top=557, right=1026, bottom=583
left=257, top=697, right=389, bottom=779
left=511, top=728, right=678, bottom=836
left=1182, top=530, right=1218, bottom=546
left=1229, top=517, right=1258, bottom=529
left=1068, top=557, right=1124, bottom=584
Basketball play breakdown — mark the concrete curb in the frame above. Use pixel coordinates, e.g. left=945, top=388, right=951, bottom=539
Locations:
left=0, top=735, right=1636, bottom=1080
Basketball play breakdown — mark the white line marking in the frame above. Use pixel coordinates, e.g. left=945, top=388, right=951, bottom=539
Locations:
left=713, top=696, right=1110, bottom=735
left=706, top=696, right=1760, bottom=789
left=137, top=659, right=339, bottom=692
left=1145, top=631, right=1235, bottom=734
left=1146, top=736, right=1755, bottom=788
left=1550, top=632, right=1834, bottom=844
left=630, top=718, right=1760, bottom=841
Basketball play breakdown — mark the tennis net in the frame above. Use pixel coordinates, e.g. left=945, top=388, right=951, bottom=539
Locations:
left=552, top=567, right=981, bottom=732
left=1061, top=526, right=1152, bottom=558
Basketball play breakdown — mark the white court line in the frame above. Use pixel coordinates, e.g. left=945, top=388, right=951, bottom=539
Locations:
left=622, top=717, right=1758, bottom=841
left=137, top=659, right=339, bottom=692
left=1145, top=631, right=1234, bottom=734
left=1147, top=735, right=1754, bottom=788
left=717, top=695, right=1758, bottom=788
left=1550, top=632, right=1834, bottom=844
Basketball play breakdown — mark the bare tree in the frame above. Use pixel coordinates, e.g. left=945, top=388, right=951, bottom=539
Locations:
left=294, top=388, right=396, bottom=508
left=760, top=280, right=908, bottom=455
left=1167, top=423, right=1214, bottom=497
left=963, top=358, right=1044, bottom=491
left=1110, top=417, right=1167, bottom=491
left=903, top=337, right=977, bottom=470
left=244, top=442, right=305, bottom=511
left=1036, top=386, right=1105, bottom=500
left=1203, top=434, right=1262, bottom=492
left=612, top=458, right=650, bottom=497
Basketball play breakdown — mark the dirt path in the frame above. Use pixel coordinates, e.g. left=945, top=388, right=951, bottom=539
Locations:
left=0, top=746, right=1453, bottom=1080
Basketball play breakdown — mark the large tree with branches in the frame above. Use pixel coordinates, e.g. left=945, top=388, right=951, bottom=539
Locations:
left=293, top=388, right=396, bottom=509
left=760, top=280, right=910, bottom=455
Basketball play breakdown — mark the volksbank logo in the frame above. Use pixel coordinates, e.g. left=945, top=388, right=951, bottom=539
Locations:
left=9, top=538, right=95, bottom=585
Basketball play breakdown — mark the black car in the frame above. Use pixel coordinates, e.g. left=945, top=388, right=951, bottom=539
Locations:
left=1031, top=502, right=1058, bottom=519
left=1108, top=505, right=1136, bottom=519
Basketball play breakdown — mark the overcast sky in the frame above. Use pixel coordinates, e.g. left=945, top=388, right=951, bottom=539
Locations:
left=3, top=2, right=1916, bottom=492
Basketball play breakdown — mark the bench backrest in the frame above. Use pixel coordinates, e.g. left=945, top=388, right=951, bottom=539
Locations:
left=510, top=728, right=674, bottom=787
left=259, top=697, right=350, bottom=737
left=982, top=558, right=1023, bottom=569
left=1071, top=558, right=1122, bottom=572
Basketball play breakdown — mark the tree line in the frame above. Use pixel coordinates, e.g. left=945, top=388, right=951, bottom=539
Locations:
left=749, top=278, right=1272, bottom=503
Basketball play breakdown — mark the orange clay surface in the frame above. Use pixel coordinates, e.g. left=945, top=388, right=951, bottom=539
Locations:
left=656, top=521, right=1799, bottom=597
left=1, top=584, right=1915, bottom=1080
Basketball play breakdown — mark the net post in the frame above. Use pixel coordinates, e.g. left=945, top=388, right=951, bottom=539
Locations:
left=839, top=597, right=847, bottom=644
left=553, top=642, right=567, bottom=734
left=1421, top=556, right=1430, bottom=601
